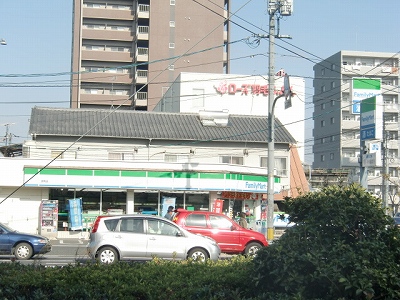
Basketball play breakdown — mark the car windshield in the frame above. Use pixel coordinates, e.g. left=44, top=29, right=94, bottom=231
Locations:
left=0, top=222, right=17, bottom=232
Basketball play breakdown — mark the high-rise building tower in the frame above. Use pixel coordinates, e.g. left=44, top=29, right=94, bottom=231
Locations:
left=70, top=0, right=230, bottom=110
left=312, top=50, right=399, bottom=194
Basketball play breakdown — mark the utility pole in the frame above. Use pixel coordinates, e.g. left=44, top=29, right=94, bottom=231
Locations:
left=3, top=123, right=15, bottom=146
left=381, top=119, right=388, bottom=211
left=266, top=0, right=293, bottom=242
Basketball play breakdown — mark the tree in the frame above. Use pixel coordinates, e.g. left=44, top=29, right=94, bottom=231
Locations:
left=252, top=184, right=400, bottom=300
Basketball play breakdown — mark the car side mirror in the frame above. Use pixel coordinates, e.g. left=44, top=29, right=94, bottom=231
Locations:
left=230, top=225, right=236, bottom=231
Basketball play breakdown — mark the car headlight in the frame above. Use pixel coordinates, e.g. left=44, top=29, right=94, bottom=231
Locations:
left=203, top=236, right=218, bottom=246
left=38, top=239, right=48, bottom=244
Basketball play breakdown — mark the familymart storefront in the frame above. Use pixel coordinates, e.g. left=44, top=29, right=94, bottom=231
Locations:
left=23, top=161, right=281, bottom=237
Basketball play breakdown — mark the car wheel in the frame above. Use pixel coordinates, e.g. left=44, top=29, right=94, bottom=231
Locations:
left=14, top=242, right=33, bottom=260
left=245, top=242, right=262, bottom=257
left=188, top=248, right=209, bottom=262
left=97, top=247, right=118, bottom=264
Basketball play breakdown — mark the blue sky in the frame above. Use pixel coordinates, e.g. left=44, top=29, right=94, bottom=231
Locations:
left=0, top=1, right=399, bottom=162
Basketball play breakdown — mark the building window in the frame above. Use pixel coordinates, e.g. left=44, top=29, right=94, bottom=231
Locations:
left=331, top=64, right=336, bottom=70
left=321, top=68, right=325, bottom=76
left=169, top=43, right=175, bottom=49
left=330, top=153, right=334, bottom=160
left=86, top=3, right=101, bottom=8
left=260, top=157, right=287, bottom=176
left=321, top=138, right=325, bottom=144
left=331, top=99, right=335, bottom=106
left=321, top=103, right=325, bottom=110
left=330, top=117, right=335, bottom=124
left=165, top=154, right=189, bottom=162
left=170, top=0, right=176, bottom=5
left=275, top=157, right=287, bottom=176
left=84, top=89, right=98, bottom=94
left=221, top=156, right=243, bottom=165
left=51, top=151, right=64, bottom=159
left=321, top=155, right=325, bottom=162
left=321, top=85, right=326, bottom=93
left=108, top=152, right=134, bottom=160
left=170, top=21, right=175, bottom=27
left=331, top=81, right=335, bottom=89
left=321, top=120, right=325, bottom=127
left=330, top=135, right=335, bottom=142
left=168, top=64, right=174, bottom=70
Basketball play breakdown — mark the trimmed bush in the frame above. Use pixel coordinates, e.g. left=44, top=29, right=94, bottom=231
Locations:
left=252, top=184, right=400, bottom=300
left=0, top=256, right=258, bottom=299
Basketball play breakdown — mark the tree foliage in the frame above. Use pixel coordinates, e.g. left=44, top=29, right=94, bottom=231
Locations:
left=252, top=184, right=400, bottom=300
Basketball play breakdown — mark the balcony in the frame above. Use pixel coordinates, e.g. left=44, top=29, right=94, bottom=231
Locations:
left=136, top=47, right=149, bottom=62
left=82, top=28, right=134, bottom=42
left=341, top=119, right=360, bottom=129
left=384, top=103, right=399, bottom=113
left=386, top=122, right=399, bottom=131
left=388, top=140, right=399, bottom=149
left=342, top=64, right=399, bottom=77
left=382, top=82, right=398, bottom=95
left=223, top=30, right=228, bottom=42
left=135, top=70, right=148, bottom=84
left=83, top=7, right=134, bottom=20
left=341, top=138, right=359, bottom=148
left=137, top=26, right=149, bottom=40
left=133, top=92, right=147, bottom=107
left=82, top=50, right=133, bottom=63
left=223, top=51, right=228, bottom=62
left=79, top=93, right=132, bottom=107
left=138, top=4, right=150, bottom=18
left=341, top=156, right=359, bottom=167
left=80, top=72, right=133, bottom=84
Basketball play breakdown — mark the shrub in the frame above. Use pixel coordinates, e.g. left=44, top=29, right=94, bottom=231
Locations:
left=0, top=256, right=257, bottom=299
left=252, top=184, right=400, bottom=300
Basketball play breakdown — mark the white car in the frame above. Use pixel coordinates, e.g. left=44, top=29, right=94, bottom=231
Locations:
left=87, top=215, right=220, bottom=264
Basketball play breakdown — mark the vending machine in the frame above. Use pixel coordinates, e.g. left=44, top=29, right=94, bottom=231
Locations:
left=39, top=200, right=58, bottom=239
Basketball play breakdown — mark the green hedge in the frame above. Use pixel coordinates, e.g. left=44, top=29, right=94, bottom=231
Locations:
left=0, top=256, right=260, bottom=300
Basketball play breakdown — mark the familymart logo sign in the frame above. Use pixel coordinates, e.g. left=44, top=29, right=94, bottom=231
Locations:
left=351, top=78, right=381, bottom=114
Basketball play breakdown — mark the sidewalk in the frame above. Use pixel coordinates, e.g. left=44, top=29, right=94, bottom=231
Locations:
left=56, top=230, right=89, bottom=240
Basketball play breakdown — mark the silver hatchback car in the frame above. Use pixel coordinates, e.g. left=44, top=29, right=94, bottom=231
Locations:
left=88, top=215, right=220, bottom=264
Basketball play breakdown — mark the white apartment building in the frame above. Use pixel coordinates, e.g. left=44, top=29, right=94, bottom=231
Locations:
left=313, top=50, right=400, bottom=197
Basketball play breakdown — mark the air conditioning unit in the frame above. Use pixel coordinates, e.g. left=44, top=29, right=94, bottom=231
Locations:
left=199, top=109, right=229, bottom=127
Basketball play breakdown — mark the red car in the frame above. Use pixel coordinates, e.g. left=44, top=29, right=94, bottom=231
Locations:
left=173, top=209, right=268, bottom=256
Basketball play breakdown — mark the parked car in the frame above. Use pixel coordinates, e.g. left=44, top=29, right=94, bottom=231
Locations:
left=393, top=212, right=400, bottom=227
left=88, top=215, right=220, bottom=264
left=0, top=222, right=52, bottom=260
left=172, top=209, right=268, bottom=256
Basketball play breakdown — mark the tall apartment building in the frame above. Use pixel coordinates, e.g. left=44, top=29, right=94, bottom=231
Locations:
left=313, top=50, right=400, bottom=196
left=70, top=0, right=230, bottom=111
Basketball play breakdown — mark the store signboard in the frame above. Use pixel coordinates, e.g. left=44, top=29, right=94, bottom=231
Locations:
left=360, top=95, right=383, bottom=141
left=351, top=78, right=381, bottom=115
left=68, top=198, right=83, bottom=230
left=212, top=199, right=224, bottom=213
left=24, top=168, right=281, bottom=193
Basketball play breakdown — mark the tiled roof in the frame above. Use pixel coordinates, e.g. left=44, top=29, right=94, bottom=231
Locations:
left=29, top=107, right=296, bottom=144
